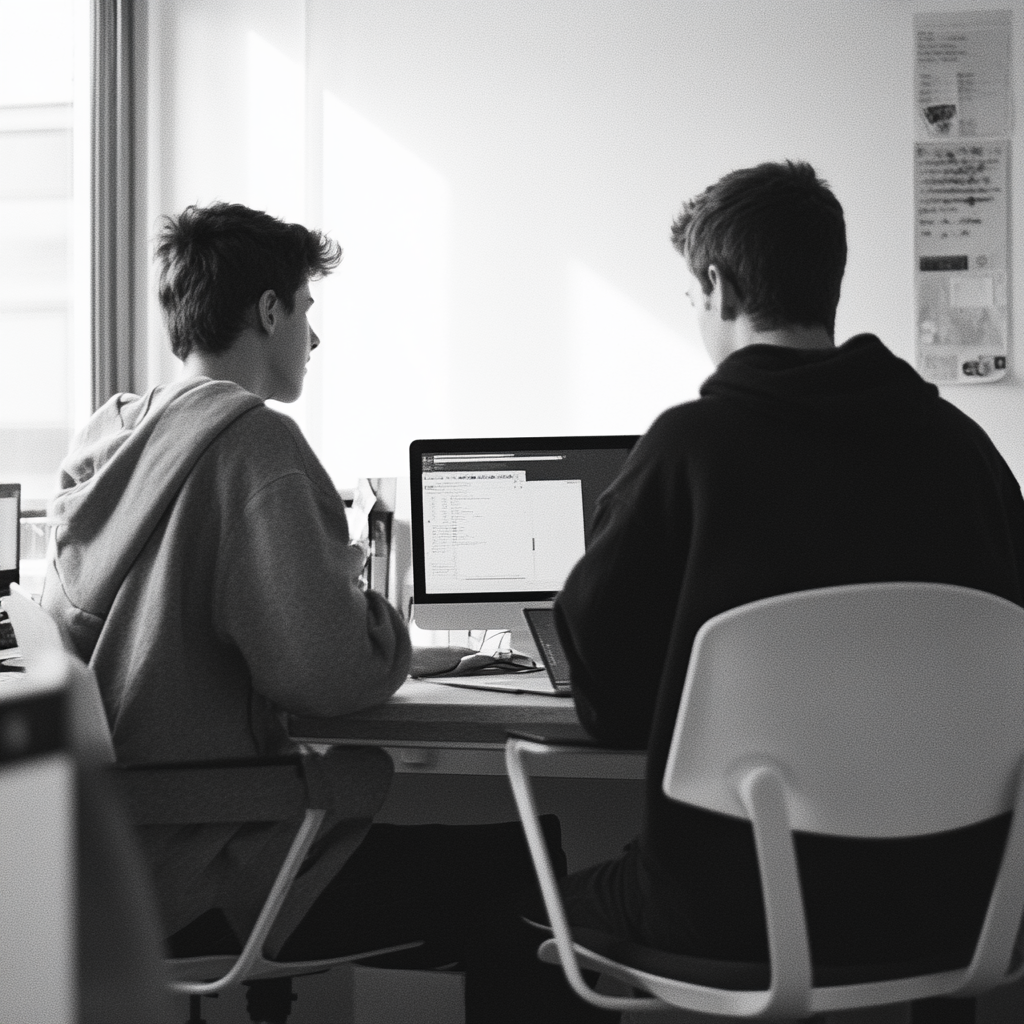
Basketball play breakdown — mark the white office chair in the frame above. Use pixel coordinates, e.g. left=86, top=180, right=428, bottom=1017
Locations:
left=506, top=582, right=1024, bottom=1021
left=2, top=584, right=423, bottom=1024
left=12, top=650, right=174, bottom=1024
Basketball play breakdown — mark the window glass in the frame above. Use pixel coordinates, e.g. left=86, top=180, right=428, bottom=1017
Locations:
left=0, top=0, right=84, bottom=509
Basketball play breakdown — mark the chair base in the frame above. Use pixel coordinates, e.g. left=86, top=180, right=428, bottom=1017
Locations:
left=182, top=978, right=301, bottom=1024
left=186, top=992, right=213, bottom=1024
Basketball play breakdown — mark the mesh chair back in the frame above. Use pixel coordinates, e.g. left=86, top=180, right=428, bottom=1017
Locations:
left=663, top=583, right=1024, bottom=838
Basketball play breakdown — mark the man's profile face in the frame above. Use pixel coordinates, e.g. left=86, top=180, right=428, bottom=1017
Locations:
left=265, top=279, right=318, bottom=403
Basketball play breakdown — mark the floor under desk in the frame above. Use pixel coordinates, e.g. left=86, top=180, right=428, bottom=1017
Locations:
left=288, top=678, right=647, bottom=872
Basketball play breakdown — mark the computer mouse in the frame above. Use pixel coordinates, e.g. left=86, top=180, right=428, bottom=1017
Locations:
left=450, top=651, right=539, bottom=675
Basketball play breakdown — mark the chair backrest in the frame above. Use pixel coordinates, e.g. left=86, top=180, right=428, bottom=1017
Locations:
left=1, top=648, right=77, bottom=1023
left=663, top=582, right=1024, bottom=838
left=2, top=584, right=115, bottom=765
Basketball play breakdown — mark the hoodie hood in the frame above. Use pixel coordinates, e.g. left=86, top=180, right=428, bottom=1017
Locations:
left=700, top=334, right=939, bottom=433
left=47, top=377, right=263, bottom=625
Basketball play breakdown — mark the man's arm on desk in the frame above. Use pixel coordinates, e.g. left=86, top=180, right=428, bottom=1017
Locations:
left=216, top=472, right=411, bottom=718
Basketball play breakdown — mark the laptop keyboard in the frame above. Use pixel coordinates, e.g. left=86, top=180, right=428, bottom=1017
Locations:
left=0, top=612, right=16, bottom=651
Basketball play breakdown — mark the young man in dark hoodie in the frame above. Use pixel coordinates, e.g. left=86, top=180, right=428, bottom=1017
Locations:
left=44, top=202, right=612, bottom=1024
left=552, top=162, right=1024, bottom=971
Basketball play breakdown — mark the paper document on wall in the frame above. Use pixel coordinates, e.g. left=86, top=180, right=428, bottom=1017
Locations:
left=912, top=9, right=1012, bottom=385
left=914, top=141, right=1009, bottom=383
left=914, top=10, right=1012, bottom=139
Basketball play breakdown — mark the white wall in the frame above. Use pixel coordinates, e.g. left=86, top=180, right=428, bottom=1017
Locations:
left=145, top=0, right=1024, bottom=485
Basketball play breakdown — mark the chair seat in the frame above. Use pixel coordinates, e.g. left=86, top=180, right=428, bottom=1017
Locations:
left=169, top=952, right=347, bottom=983
left=527, top=921, right=966, bottom=991
left=167, top=941, right=426, bottom=986
left=507, top=586, right=1024, bottom=1017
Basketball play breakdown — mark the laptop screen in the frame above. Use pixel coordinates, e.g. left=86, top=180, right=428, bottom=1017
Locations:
left=523, top=607, right=571, bottom=691
left=410, top=436, right=638, bottom=604
left=0, top=484, right=21, bottom=597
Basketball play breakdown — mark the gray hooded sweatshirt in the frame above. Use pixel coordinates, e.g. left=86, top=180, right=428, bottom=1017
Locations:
left=43, top=377, right=411, bottom=941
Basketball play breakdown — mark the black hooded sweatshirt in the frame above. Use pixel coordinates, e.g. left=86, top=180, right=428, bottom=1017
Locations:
left=555, top=334, right=1024, bottom=967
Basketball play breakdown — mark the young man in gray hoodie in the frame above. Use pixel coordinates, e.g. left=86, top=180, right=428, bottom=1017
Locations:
left=45, top=203, right=609, bottom=1023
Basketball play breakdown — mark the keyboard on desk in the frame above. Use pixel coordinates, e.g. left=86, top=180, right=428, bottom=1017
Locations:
left=426, top=671, right=568, bottom=696
left=0, top=611, right=17, bottom=652
left=410, top=645, right=569, bottom=696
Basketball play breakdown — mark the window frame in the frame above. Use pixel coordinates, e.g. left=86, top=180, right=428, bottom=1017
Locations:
left=91, top=0, right=147, bottom=408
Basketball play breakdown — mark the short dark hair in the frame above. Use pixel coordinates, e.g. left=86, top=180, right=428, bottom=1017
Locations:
left=155, top=202, right=342, bottom=359
left=670, top=161, right=846, bottom=334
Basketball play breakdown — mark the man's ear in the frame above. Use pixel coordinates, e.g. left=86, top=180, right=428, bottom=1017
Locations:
left=256, top=289, right=280, bottom=335
left=707, top=265, right=740, bottom=322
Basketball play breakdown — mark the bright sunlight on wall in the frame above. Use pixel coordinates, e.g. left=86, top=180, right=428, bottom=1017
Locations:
left=245, top=32, right=305, bottom=225
left=568, top=262, right=712, bottom=435
left=244, top=32, right=315, bottom=437
left=319, top=90, right=452, bottom=483
left=149, top=0, right=1024, bottom=489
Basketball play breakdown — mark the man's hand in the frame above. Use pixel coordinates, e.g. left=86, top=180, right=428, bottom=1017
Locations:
left=341, top=541, right=370, bottom=583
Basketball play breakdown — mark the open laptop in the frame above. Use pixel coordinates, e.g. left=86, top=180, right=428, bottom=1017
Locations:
left=522, top=606, right=572, bottom=695
left=0, top=484, right=22, bottom=662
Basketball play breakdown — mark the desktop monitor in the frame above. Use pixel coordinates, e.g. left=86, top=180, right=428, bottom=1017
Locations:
left=409, top=436, right=638, bottom=657
left=0, top=483, right=20, bottom=597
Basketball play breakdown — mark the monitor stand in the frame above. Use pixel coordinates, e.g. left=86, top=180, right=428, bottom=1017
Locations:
left=411, top=601, right=552, bottom=668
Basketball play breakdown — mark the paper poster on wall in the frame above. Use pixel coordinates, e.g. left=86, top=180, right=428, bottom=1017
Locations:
left=913, top=10, right=1012, bottom=385
left=914, top=141, right=1009, bottom=383
left=914, top=10, right=1012, bottom=139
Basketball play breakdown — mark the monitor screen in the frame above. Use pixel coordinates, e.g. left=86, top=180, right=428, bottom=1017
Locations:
left=0, top=484, right=20, bottom=597
left=409, top=437, right=637, bottom=619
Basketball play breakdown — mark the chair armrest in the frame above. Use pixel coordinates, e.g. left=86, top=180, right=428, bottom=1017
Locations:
left=504, top=737, right=660, bottom=1013
left=109, top=746, right=394, bottom=827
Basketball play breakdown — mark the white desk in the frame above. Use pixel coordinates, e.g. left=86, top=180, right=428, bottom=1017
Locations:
left=288, top=679, right=645, bottom=779
left=290, top=679, right=647, bottom=896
